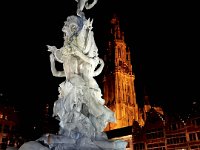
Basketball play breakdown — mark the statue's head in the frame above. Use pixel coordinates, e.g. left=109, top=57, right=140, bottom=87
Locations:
left=62, top=15, right=84, bottom=42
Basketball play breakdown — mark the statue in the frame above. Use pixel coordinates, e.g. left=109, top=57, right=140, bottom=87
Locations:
left=75, top=0, right=98, bottom=17
left=50, top=15, right=116, bottom=133
left=19, top=2, right=128, bottom=150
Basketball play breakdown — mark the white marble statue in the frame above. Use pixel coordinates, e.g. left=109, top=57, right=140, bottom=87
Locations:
left=19, top=2, right=128, bottom=150
left=49, top=15, right=116, bottom=133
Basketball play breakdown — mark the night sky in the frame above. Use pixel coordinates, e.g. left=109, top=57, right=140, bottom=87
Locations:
left=0, top=0, right=199, bottom=120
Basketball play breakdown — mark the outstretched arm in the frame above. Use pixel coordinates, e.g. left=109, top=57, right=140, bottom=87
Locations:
left=85, top=0, right=98, bottom=9
left=93, top=58, right=104, bottom=77
left=50, top=54, right=65, bottom=77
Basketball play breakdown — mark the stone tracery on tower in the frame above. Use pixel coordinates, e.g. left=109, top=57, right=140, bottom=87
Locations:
left=103, top=15, right=145, bottom=131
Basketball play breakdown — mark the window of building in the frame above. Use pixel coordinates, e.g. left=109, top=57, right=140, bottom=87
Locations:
left=166, top=133, right=186, bottom=144
left=197, top=132, right=200, bottom=140
left=191, top=145, right=200, bottom=149
left=189, top=133, right=196, bottom=141
left=134, top=143, right=145, bottom=150
left=180, top=137, right=186, bottom=143
left=170, top=123, right=177, bottom=130
left=147, top=143, right=165, bottom=150
left=119, top=60, right=122, bottom=66
left=146, top=128, right=164, bottom=139
left=192, top=118, right=200, bottom=126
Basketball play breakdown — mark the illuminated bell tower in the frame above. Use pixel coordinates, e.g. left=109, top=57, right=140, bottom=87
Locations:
left=103, top=15, right=139, bottom=131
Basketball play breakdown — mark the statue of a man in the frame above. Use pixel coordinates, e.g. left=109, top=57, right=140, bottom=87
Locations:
left=75, top=0, right=98, bottom=17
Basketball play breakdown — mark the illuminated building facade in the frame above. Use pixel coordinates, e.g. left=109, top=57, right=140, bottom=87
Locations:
left=132, top=104, right=200, bottom=150
left=103, top=15, right=200, bottom=150
left=103, top=15, right=142, bottom=131
left=41, top=103, right=59, bottom=134
left=0, top=105, right=18, bottom=148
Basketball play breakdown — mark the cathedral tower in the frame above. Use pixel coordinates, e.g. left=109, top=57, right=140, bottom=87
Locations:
left=103, top=15, right=139, bottom=130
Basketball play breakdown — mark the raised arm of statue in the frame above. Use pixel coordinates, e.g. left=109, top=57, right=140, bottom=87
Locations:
left=85, top=0, right=98, bottom=9
left=74, top=49, right=94, bottom=65
left=50, top=54, right=65, bottom=77
left=73, top=49, right=104, bottom=78
left=76, top=0, right=98, bottom=17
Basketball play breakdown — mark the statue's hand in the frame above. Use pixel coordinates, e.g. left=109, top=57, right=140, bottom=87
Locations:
left=47, top=45, right=57, bottom=52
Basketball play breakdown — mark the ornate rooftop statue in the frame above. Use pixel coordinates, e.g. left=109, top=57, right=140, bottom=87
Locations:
left=19, top=1, right=128, bottom=150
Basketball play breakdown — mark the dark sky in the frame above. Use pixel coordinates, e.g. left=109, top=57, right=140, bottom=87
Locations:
left=0, top=0, right=199, bottom=116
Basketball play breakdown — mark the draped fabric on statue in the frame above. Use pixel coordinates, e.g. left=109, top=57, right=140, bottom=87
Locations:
left=19, top=1, right=128, bottom=149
